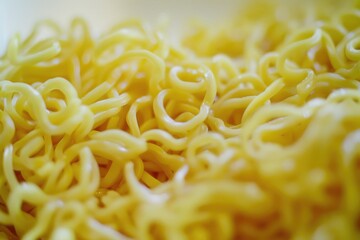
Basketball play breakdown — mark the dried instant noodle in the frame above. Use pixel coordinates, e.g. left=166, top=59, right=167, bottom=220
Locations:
left=1, top=0, right=360, bottom=239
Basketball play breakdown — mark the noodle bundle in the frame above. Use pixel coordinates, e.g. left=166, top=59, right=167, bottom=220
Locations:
left=1, top=0, right=360, bottom=239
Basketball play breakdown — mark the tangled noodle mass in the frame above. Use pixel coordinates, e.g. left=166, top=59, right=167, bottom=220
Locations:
left=1, top=0, right=360, bottom=239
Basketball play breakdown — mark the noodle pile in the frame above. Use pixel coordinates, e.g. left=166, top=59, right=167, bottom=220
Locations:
left=1, top=0, right=360, bottom=239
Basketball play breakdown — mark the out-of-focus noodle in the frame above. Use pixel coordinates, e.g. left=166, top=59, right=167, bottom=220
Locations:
left=1, top=0, right=360, bottom=239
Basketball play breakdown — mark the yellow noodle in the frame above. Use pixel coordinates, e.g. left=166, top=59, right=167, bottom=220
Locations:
left=1, top=0, right=360, bottom=239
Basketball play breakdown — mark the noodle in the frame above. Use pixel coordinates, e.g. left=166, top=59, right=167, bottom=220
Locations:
left=1, top=0, right=360, bottom=239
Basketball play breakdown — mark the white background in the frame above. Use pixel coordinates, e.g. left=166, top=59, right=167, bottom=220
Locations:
left=0, top=0, right=241, bottom=55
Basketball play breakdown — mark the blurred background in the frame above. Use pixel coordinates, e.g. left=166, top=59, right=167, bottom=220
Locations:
left=0, top=0, right=241, bottom=54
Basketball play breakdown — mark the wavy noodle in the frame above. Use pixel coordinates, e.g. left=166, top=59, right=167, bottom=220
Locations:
left=1, top=0, right=360, bottom=239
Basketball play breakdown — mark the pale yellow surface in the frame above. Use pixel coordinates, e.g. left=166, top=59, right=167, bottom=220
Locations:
left=1, top=0, right=360, bottom=239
